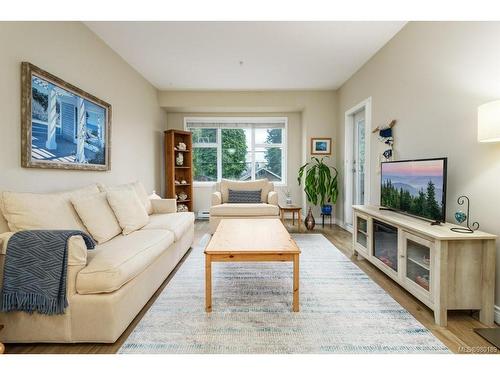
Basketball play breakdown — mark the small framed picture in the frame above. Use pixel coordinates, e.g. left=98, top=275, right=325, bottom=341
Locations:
left=311, top=138, right=332, bottom=155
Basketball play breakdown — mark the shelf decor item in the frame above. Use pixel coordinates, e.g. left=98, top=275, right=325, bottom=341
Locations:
left=21, top=62, right=111, bottom=171
left=298, top=156, right=338, bottom=230
left=176, top=152, right=184, bottom=166
left=450, top=195, right=480, bottom=234
left=165, top=129, right=193, bottom=212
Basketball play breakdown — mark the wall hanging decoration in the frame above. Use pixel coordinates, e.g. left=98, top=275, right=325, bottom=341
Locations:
left=450, top=195, right=480, bottom=234
left=21, top=62, right=111, bottom=171
left=373, top=119, right=396, bottom=162
left=311, top=138, right=332, bottom=155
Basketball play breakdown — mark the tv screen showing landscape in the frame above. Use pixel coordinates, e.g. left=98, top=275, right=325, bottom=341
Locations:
left=380, top=158, right=447, bottom=222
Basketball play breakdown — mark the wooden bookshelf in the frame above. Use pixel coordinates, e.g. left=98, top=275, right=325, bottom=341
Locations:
left=164, top=129, right=193, bottom=212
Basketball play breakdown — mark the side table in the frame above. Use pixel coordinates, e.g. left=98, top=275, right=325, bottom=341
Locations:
left=279, top=205, right=302, bottom=232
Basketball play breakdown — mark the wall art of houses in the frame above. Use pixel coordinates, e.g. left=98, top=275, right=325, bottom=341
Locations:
left=21, top=62, right=112, bottom=171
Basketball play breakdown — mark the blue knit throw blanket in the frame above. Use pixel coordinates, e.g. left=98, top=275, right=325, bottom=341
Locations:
left=0, top=230, right=95, bottom=315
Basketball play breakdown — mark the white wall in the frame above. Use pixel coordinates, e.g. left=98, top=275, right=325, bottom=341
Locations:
left=160, top=91, right=338, bottom=216
left=337, top=21, right=500, bottom=305
left=0, top=22, right=165, bottom=194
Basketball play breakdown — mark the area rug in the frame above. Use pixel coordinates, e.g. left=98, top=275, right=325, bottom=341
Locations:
left=119, top=234, right=449, bottom=354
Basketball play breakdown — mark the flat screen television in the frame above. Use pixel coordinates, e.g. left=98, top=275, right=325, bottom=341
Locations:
left=380, top=158, right=447, bottom=223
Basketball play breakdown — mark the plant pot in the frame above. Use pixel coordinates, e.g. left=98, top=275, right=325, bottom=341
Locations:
left=304, top=208, right=315, bottom=231
left=321, top=204, right=332, bottom=215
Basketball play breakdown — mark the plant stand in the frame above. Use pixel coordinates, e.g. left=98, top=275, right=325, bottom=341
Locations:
left=321, top=213, right=332, bottom=228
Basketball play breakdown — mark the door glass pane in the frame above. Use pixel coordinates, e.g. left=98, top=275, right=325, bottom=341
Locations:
left=373, top=219, right=398, bottom=272
left=357, top=119, right=365, bottom=204
left=193, top=148, right=217, bottom=182
left=406, top=239, right=430, bottom=291
left=221, top=128, right=251, bottom=180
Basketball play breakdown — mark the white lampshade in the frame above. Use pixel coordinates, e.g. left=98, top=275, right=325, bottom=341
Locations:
left=478, top=100, right=500, bottom=142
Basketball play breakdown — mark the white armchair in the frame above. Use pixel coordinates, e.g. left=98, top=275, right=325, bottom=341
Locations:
left=209, top=179, right=280, bottom=233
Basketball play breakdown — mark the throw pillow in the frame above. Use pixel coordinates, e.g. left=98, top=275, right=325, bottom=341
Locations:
left=227, top=189, right=262, bottom=203
left=98, top=181, right=153, bottom=215
left=71, top=192, right=122, bottom=244
left=106, top=188, right=149, bottom=235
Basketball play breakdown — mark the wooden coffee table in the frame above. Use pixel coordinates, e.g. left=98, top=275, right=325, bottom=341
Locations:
left=0, top=325, right=4, bottom=354
left=204, top=219, right=300, bottom=312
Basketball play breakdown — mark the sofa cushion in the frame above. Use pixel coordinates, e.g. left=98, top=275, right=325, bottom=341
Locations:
left=142, top=212, right=195, bottom=241
left=1, top=185, right=99, bottom=232
left=219, top=179, right=273, bottom=203
left=106, top=189, right=149, bottom=235
left=99, top=181, right=153, bottom=215
left=71, top=192, right=122, bottom=244
left=76, top=229, right=174, bottom=294
left=210, top=203, right=279, bottom=217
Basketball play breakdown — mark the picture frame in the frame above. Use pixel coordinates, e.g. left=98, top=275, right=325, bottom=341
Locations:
left=311, top=137, right=332, bottom=155
left=21, top=62, right=112, bottom=171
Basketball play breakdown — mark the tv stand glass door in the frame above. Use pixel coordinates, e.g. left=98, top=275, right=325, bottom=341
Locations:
left=372, top=219, right=398, bottom=273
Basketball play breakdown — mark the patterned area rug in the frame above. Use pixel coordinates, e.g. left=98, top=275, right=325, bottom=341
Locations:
left=119, top=234, right=449, bottom=354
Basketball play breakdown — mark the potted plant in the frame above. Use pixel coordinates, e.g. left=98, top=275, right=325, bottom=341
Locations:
left=297, top=157, right=339, bottom=230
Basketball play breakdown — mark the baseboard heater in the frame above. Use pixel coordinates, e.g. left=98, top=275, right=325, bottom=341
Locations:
left=197, top=210, right=210, bottom=220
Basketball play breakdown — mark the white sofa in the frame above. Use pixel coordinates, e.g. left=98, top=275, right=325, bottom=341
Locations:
left=209, top=179, right=279, bottom=233
left=0, top=182, right=194, bottom=343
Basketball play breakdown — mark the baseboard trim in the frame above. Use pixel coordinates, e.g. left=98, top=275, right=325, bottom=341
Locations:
left=494, top=305, right=500, bottom=324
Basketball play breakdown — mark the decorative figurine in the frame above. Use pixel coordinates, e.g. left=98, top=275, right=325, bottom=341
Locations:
left=174, top=179, right=181, bottom=185
left=177, top=142, right=187, bottom=151
left=178, top=192, right=188, bottom=201
left=451, top=195, right=479, bottom=234
left=177, top=204, right=189, bottom=212
left=181, top=179, right=187, bottom=185
left=176, top=152, right=184, bottom=166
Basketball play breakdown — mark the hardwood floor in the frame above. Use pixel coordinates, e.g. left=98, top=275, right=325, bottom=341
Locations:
left=4, top=220, right=497, bottom=354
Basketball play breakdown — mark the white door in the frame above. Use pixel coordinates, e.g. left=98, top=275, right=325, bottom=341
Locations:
left=344, top=108, right=367, bottom=230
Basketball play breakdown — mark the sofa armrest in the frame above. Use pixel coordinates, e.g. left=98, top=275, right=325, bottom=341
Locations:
left=267, top=191, right=278, bottom=205
left=212, top=191, right=222, bottom=206
left=0, top=232, right=87, bottom=265
left=151, top=198, right=177, bottom=214
left=0, top=234, right=88, bottom=295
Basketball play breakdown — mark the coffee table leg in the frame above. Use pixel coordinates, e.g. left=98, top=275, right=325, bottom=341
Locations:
left=205, top=254, right=212, bottom=312
left=298, top=210, right=301, bottom=232
left=293, top=253, right=299, bottom=312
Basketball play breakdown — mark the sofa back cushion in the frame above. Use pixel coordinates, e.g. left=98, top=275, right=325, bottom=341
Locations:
left=1, top=185, right=99, bottom=232
left=106, top=188, right=149, bottom=235
left=71, top=192, right=122, bottom=244
left=98, top=181, right=153, bottom=215
left=219, top=179, right=273, bottom=203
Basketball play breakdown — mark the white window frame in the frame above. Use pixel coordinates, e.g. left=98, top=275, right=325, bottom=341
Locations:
left=184, top=117, right=288, bottom=187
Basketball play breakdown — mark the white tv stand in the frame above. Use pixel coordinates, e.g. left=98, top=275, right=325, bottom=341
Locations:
left=352, top=205, right=497, bottom=327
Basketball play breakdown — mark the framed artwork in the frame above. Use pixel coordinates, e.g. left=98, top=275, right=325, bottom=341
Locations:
left=311, top=137, right=332, bottom=155
left=21, top=62, right=112, bottom=171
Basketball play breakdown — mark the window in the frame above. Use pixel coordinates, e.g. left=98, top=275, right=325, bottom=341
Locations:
left=186, top=117, right=287, bottom=184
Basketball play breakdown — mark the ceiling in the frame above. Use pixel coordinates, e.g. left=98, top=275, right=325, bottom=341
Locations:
left=85, top=21, right=406, bottom=91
